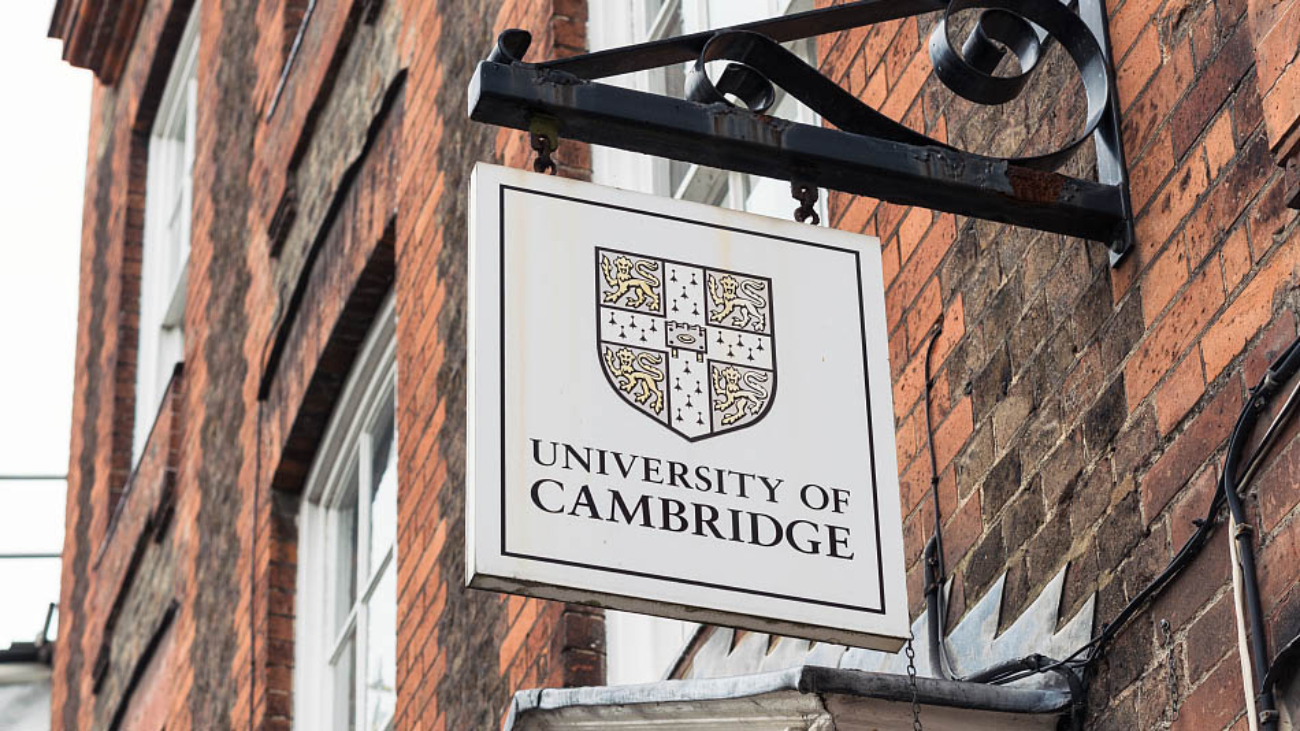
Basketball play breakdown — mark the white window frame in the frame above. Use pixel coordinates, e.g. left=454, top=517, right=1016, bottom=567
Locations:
left=589, top=0, right=826, bottom=220
left=134, top=8, right=199, bottom=461
left=590, top=0, right=823, bottom=685
left=294, top=295, right=398, bottom=731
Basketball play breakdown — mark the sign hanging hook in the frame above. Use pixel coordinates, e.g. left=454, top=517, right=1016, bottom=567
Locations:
left=791, top=182, right=820, bottom=225
left=529, top=115, right=560, bottom=175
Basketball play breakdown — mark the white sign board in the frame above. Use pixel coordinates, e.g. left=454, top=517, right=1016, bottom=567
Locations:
left=467, top=163, right=908, bottom=651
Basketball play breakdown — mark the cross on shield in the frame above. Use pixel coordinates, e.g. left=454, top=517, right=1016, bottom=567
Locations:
left=596, top=247, right=776, bottom=441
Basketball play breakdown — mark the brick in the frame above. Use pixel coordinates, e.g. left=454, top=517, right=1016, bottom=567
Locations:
left=1233, top=72, right=1266, bottom=146
left=956, top=421, right=995, bottom=488
left=1169, top=462, right=1219, bottom=549
left=889, top=207, right=955, bottom=319
left=1134, top=148, right=1211, bottom=262
left=1201, top=233, right=1300, bottom=379
left=55, top=0, right=1300, bottom=723
left=1111, top=0, right=1164, bottom=61
left=1041, top=430, right=1085, bottom=507
left=1156, top=528, right=1233, bottom=632
left=1123, top=39, right=1196, bottom=154
left=881, top=238, right=900, bottom=290
left=1259, top=436, right=1300, bottom=536
left=897, top=206, right=931, bottom=265
left=1220, top=225, right=1252, bottom=291
left=1097, top=491, right=1144, bottom=573
left=1184, top=593, right=1236, bottom=681
left=1171, top=654, right=1244, bottom=730
left=964, top=523, right=1006, bottom=599
left=1083, top=376, right=1128, bottom=454
left=1242, top=308, right=1298, bottom=387
left=1070, top=462, right=1115, bottom=535
left=942, top=491, right=983, bottom=572
left=1126, top=259, right=1225, bottom=405
left=1260, top=508, right=1300, bottom=617
left=1253, top=0, right=1300, bottom=92
left=1155, top=345, right=1207, bottom=435
left=982, top=449, right=1023, bottom=517
left=1025, top=513, right=1073, bottom=587
left=1205, top=111, right=1237, bottom=178
left=1169, top=20, right=1255, bottom=158
left=933, top=396, right=973, bottom=474
left=1132, top=126, right=1176, bottom=213
left=1141, top=380, right=1244, bottom=521
left=1001, top=479, right=1043, bottom=553
left=1184, top=134, right=1275, bottom=268
left=1262, top=53, right=1300, bottom=150
left=837, top=194, right=877, bottom=235
left=904, top=277, right=942, bottom=359
left=1141, top=234, right=1192, bottom=325
left=1117, top=26, right=1162, bottom=111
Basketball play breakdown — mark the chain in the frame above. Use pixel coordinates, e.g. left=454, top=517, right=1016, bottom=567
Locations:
left=790, top=182, right=820, bottom=225
left=1160, top=619, right=1181, bottom=724
left=905, top=633, right=923, bottom=730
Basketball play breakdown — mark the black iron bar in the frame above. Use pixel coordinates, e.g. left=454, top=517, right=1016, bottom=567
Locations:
left=469, top=61, right=1128, bottom=246
left=535, top=0, right=946, bottom=80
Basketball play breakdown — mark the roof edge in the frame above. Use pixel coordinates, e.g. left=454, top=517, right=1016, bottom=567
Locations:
left=46, top=0, right=147, bottom=85
left=505, top=665, right=1072, bottom=731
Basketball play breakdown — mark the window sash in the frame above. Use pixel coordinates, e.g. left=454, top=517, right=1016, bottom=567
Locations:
left=295, top=297, right=397, bottom=731
left=134, top=9, right=198, bottom=462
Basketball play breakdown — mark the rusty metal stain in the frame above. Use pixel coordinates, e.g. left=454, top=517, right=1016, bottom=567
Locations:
left=1006, top=165, right=1067, bottom=203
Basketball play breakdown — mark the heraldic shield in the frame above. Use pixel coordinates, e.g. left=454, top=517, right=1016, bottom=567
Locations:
left=596, top=247, right=776, bottom=441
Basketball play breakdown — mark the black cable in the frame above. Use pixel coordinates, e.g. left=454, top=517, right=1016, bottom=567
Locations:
left=920, top=321, right=955, bottom=681
left=977, top=336, right=1300, bottom=706
left=912, top=324, right=1299, bottom=729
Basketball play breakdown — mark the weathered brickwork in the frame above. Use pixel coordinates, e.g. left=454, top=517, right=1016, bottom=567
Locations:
left=1248, top=0, right=1300, bottom=205
left=53, top=1, right=598, bottom=730
left=816, top=0, right=1298, bottom=727
left=53, top=0, right=1297, bottom=728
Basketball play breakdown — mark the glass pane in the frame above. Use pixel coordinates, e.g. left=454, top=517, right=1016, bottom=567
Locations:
left=706, top=0, right=771, bottom=29
left=332, top=633, right=357, bottom=731
left=644, top=0, right=666, bottom=28
left=743, top=175, right=791, bottom=218
left=334, top=470, right=359, bottom=635
left=368, top=405, right=397, bottom=575
left=669, top=159, right=690, bottom=198
left=707, top=179, right=730, bottom=208
left=365, top=567, right=397, bottom=731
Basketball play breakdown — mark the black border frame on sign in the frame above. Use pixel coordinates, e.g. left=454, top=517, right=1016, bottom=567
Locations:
left=498, top=183, right=888, bottom=615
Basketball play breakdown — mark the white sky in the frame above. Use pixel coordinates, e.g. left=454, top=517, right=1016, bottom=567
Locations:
left=0, top=0, right=90, bottom=647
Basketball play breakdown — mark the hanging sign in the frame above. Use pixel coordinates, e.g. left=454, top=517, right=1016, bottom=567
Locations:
left=466, top=163, right=908, bottom=650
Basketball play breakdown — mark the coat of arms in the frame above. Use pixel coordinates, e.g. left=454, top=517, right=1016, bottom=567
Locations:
left=596, top=247, right=776, bottom=440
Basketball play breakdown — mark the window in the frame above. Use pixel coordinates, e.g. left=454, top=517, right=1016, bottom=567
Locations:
left=134, top=7, right=198, bottom=461
left=590, top=0, right=824, bottom=219
left=589, top=0, right=823, bottom=684
left=295, top=296, right=397, bottom=731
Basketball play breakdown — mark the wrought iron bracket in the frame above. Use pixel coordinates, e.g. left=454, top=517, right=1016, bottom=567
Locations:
left=468, top=0, right=1135, bottom=265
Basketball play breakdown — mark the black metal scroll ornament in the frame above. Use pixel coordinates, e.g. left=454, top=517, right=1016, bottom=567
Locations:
left=468, top=0, right=1135, bottom=263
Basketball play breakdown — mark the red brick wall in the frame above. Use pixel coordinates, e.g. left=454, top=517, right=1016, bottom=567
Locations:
left=391, top=1, right=599, bottom=727
left=52, top=1, right=601, bottom=730
left=816, top=0, right=1298, bottom=727
left=1248, top=0, right=1300, bottom=206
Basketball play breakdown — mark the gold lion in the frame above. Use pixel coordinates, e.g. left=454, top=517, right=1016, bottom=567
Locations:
left=708, top=274, right=767, bottom=331
left=712, top=365, right=769, bottom=425
left=604, top=347, right=665, bottom=414
left=601, top=255, right=661, bottom=311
